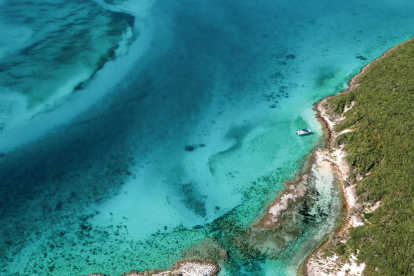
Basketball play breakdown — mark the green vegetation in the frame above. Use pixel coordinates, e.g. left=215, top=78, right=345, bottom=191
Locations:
left=326, top=38, right=414, bottom=275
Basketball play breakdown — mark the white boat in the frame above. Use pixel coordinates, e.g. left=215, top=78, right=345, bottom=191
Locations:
left=296, top=129, right=312, bottom=136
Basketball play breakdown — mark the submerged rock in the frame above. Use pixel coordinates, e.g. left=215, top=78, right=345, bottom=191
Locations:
left=180, top=238, right=228, bottom=263
left=356, top=54, right=367, bottom=60
left=185, top=145, right=195, bottom=151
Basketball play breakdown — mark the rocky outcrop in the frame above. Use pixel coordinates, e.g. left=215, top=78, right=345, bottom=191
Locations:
left=119, top=261, right=219, bottom=276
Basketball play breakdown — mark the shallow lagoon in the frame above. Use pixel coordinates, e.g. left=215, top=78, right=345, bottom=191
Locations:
left=1, top=0, right=414, bottom=275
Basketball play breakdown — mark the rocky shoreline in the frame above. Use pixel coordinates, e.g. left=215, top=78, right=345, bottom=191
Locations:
left=88, top=260, right=219, bottom=276
left=301, top=36, right=414, bottom=276
left=301, top=96, right=364, bottom=276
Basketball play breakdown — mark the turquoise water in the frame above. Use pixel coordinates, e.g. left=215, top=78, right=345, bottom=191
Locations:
left=1, top=0, right=414, bottom=275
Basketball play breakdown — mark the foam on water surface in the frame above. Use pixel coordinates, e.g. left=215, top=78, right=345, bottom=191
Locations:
left=1, top=0, right=414, bottom=275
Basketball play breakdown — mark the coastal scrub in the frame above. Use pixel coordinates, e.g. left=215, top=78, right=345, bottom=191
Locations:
left=325, top=37, right=414, bottom=275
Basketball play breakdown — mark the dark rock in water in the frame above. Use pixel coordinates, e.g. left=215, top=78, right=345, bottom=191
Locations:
left=80, top=223, right=92, bottom=232
left=199, top=143, right=205, bottom=147
left=285, top=54, right=296, bottom=59
left=55, top=201, right=63, bottom=211
left=185, top=145, right=195, bottom=151
left=356, top=55, right=367, bottom=60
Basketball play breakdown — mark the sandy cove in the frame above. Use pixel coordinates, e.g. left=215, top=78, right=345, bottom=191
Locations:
left=316, top=97, right=362, bottom=229
left=301, top=97, right=364, bottom=276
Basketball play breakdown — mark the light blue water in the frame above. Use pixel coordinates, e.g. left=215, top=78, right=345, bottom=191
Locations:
left=1, top=0, right=414, bottom=275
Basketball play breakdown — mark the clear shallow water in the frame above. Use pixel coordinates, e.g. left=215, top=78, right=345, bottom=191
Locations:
left=1, top=0, right=414, bottom=275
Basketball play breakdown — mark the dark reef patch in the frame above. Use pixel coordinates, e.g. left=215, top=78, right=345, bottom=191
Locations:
left=315, top=67, right=336, bottom=87
left=177, top=183, right=207, bottom=217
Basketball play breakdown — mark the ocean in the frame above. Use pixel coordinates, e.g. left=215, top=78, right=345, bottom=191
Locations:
left=1, top=0, right=414, bottom=275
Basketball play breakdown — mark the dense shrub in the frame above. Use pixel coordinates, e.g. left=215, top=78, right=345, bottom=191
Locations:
left=326, top=38, right=414, bottom=275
